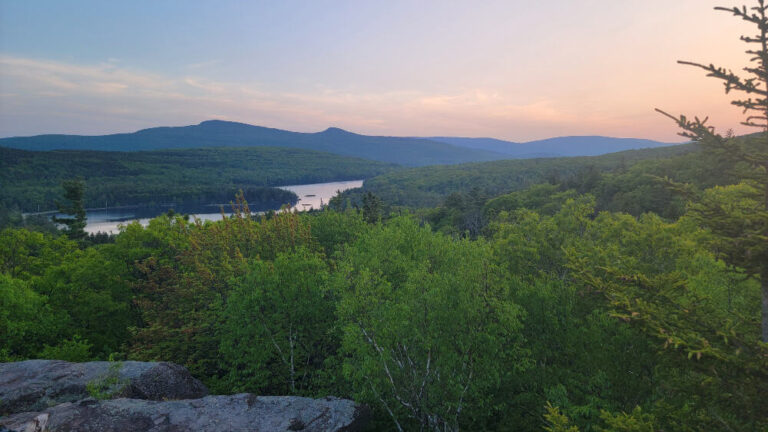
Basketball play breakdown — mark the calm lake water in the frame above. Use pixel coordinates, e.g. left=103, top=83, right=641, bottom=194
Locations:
left=82, top=179, right=363, bottom=234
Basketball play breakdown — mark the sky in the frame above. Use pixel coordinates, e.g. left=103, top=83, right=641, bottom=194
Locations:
left=0, top=0, right=759, bottom=141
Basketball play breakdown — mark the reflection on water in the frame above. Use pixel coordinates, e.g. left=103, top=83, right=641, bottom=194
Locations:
left=281, top=180, right=363, bottom=212
left=83, top=180, right=363, bottom=234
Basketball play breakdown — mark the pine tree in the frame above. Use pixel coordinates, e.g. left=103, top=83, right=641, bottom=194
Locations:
left=361, top=191, right=383, bottom=224
left=657, top=1, right=768, bottom=342
left=53, top=178, right=87, bottom=241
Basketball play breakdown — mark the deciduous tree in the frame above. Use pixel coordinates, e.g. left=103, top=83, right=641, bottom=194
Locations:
left=338, top=217, right=528, bottom=431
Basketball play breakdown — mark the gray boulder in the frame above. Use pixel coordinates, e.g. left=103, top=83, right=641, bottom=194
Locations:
left=0, top=394, right=371, bottom=432
left=0, top=360, right=208, bottom=415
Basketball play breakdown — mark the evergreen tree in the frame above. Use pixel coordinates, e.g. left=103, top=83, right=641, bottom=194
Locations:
left=657, top=0, right=768, bottom=342
left=53, top=178, right=87, bottom=242
left=361, top=191, right=383, bottom=224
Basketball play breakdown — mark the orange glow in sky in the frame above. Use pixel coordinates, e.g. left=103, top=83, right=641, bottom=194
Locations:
left=0, top=0, right=761, bottom=141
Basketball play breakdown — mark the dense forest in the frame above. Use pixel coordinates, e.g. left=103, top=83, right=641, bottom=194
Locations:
left=346, top=138, right=749, bottom=238
left=2, top=124, right=766, bottom=430
left=351, top=143, right=705, bottom=209
left=0, top=145, right=395, bottom=213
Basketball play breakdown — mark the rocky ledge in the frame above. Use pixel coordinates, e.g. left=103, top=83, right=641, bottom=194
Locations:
left=0, top=360, right=369, bottom=432
left=0, top=360, right=208, bottom=415
left=0, top=394, right=369, bottom=432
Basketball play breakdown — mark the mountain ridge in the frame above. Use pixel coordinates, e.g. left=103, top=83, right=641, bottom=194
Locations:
left=0, top=120, right=680, bottom=166
left=0, top=120, right=506, bottom=167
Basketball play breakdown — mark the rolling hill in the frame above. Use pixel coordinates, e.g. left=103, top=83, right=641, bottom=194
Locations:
left=351, top=143, right=700, bottom=208
left=0, top=121, right=683, bottom=166
left=0, top=146, right=396, bottom=212
left=0, top=121, right=506, bottom=167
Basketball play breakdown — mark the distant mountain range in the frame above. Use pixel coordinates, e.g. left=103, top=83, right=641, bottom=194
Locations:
left=427, top=136, right=682, bottom=158
left=0, top=120, right=680, bottom=166
left=0, top=121, right=504, bottom=167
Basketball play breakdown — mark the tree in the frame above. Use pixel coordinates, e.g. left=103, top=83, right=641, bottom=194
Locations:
left=128, top=208, right=315, bottom=387
left=567, top=209, right=768, bottom=430
left=361, top=191, right=383, bottom=224
left=0, top=273, right=62, bottom=361
left=338, top=217, right=528, bottom=431
left=53, top=178, right=87, bottom=241
left=36, top=247, right=136, bottom=358
left=657, top=0, right=768, bottom=342
left=220, top=248, right=338, bottom=395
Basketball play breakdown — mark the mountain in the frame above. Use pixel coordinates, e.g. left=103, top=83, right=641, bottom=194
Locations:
left=0, top=121, right=506, bottom=167
left=352, top=144, right=698, bottom=208
left=1, top=145, right=396, bottom=212
left=427, top=136, right=681, bottom=158
left=0, top=121, right=684, bottom=166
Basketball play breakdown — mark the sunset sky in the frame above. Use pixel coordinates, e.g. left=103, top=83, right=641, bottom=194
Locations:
left=0, top=0, right=758, bottom=141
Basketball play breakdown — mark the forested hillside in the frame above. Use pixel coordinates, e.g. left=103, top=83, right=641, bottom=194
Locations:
left=350, top=138, right=749, bottom=240
left=0, top=146, right=395, bottom=212
left=2, top=132, right=766, bottom=429
left=0, top=120, right=506, bottom=166
left=354, top=142, right=700, bottom=208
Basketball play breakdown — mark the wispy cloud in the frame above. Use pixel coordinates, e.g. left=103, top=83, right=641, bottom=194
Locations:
left=0, top=55, right=554, bottom=137
left=0, top=54, right=743, bottom=140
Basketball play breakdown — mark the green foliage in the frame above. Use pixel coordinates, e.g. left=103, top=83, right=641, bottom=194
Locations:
left=687, top=182, right=768, bottom=277
left=86, top=361, right=128, bottom=400
left=489, top=199, right=661, bottom=429
left=485, top=183, right=578, bottom=218
left=569, top=214, right=767, bottom=430
left=0, top=204, right=23, bottom=228
left=220, top=248, right=339, bottom=395
left=491, top=195, right=595, bottom=281
left=422, top=187, right=490, bottom=237
left=39, top=336, right=93, bottom=362
left=352, top=144, right=694, bottom=208
left=306, top=209, right=366, bottom=257
left=0, top=228, right=77, bottom=279
left=0, top=204, right=58, bottom=234
left=597, top=407, right=655, bottom=432
left=52, top=178, right=87, bottom=241
left=1, top=169, right=766, bottom=431
left=543, top=403, right=580, bottom=432
left=337, top=217, right=529, bottom=431
left=0, top=145, right=395, bottom=213
left=354, top=138, right=750, bottom=229
left=35, top=246, right=136, bottom=358
left=129, top=208, right=316, bottom=384
left=0, top=273, right=61, bottom=360
left=361, top=191, right=383, bottom=224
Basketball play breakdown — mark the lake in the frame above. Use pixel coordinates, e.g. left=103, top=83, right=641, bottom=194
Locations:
left=82, top=179, right=363, bottom=234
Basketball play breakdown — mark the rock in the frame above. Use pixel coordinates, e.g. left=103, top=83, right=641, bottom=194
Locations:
left=0, top=394, right=371, bottom=432
left=0, top=360, right=208, bottom=415
left=0, top=360, right=369, bottom=431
